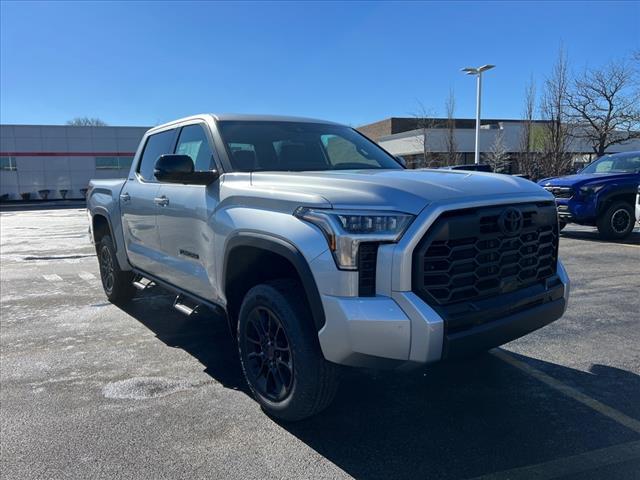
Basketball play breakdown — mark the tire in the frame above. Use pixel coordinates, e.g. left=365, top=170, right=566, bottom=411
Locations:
left=97, top=235, right=136, bottom=304
left=596, top=202, right=635, bottom=240
left=237, top=279, right=340, bottom=421
left=558, top=221, right=567, bottom=231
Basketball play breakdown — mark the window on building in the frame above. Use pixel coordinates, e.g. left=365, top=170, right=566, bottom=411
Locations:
left=119, top=157, right=134, bottom=169
left=95, top=156, right=135, bottom=170
left=175, top=124, right=213, bottom=171
left=0, top=156, right=17, bottom=171
left=138, top=129, right=176, bottom=181
left=95, top=157, right=119, bottom=169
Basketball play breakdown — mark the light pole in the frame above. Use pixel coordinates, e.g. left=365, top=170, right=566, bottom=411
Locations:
left=461, top=64, right=495, bottom=164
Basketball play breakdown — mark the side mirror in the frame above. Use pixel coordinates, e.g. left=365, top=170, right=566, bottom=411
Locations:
left=395, top=155, right=407, bottom=168
left=154, top=154, right=219, bottom=185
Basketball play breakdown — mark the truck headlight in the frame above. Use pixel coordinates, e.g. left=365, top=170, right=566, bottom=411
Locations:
left=294, top=207, right=414, bottom=270
left=579, top=184, right=604, bottom=197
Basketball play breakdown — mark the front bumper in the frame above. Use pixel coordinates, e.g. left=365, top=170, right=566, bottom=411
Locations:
left=317, top=259, right=570, bottom=369
left=554, top=197, right=597, bottom=224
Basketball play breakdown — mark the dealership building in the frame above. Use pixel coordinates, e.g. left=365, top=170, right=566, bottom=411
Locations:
left=2, top=119, right=639, bottom=201
left=357, top=117, right=640, bottom=169
left=0, top=124, right=149, bottom=200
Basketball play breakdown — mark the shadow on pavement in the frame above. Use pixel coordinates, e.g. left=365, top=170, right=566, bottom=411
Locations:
left=118, top=287, right=640, bottom=480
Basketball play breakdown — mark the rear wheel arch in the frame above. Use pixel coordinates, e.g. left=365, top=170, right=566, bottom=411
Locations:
left=223, top=233, right=326, bottom=333
left=92, top=212, right=113, bottom=247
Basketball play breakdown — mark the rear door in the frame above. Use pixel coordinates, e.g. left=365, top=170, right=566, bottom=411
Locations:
left=155, top=123, right=220, bottom=300
left=120, top=128, right=177, bottom=275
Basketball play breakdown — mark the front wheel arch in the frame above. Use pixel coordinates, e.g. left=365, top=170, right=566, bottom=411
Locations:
left=223, top=233, right=326, bottom=333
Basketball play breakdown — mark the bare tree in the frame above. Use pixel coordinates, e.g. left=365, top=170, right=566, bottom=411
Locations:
left=566, top=58, right=640, bottom=156
left=66, top=117, right=108, bottom=126
left=518, top=76, right=539, bottom=178
left=539, top=47, right=573, bottom=177
left=444, top=89, right=460, bottom=165
left=411, top=101, right=437, bottom=168
left=486, top=130, right=510, bottom=173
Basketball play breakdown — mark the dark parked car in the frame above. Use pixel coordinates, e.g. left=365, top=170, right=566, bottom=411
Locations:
left=539, top=151, right=640, bottom=240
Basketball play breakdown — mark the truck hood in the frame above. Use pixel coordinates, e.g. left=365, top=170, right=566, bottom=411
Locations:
left=250, top=169, right=549, bottom=215
left=538, top=173, right=634, bottom=189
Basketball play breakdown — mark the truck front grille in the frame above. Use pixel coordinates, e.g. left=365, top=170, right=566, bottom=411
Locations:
left=544, top=186, right=573, bottom=199
left=412, top=202, right=558, bottom=306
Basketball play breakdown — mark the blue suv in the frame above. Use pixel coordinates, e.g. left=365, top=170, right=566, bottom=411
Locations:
left=539, top=151, right=640, bottom=240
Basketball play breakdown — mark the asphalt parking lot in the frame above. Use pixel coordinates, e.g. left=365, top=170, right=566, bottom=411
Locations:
left=1, top=208, right=639, bottom=480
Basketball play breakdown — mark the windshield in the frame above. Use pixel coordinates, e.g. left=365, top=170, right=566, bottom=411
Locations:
left=581, top=153, right=640, bottom=174
left=218, top=121, right=403, bottom=172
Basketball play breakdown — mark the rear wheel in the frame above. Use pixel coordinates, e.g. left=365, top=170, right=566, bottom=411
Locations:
left=596, top=202, right=635, bottom=240
left=237, top=279, right=340, bottom=421
left=97, top=235, right=135, bottom=304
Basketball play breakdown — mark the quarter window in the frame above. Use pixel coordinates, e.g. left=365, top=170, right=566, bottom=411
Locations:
left=175, top=124, right=213, bottom=172
left=138, top=130, right=176, bottom=181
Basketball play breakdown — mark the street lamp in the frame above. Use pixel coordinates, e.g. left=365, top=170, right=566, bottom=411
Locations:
left=461, top=64, right=495, bottom=164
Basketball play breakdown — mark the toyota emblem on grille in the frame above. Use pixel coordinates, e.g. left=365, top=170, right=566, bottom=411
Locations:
left=498, top=207, right=524, bottom=236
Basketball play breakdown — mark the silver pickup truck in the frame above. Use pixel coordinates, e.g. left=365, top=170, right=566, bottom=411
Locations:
left=88, top=114, right=570, bottom=420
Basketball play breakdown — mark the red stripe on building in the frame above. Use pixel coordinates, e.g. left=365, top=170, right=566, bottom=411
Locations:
left=0, top=152, right=136, bottom=157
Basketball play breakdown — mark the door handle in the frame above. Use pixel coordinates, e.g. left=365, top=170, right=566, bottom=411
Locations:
left=120, top=192, right=130, bottom=202
left=154, top=196, right=169, bottom=207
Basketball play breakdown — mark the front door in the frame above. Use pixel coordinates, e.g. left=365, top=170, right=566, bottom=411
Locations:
left=155, top=123, right=220, bottom=301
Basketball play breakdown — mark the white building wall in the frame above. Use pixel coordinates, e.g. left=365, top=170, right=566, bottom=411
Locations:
left=0, top=124, right=149, bottom=200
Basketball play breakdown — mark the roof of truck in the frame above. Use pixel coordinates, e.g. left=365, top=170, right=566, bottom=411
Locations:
left=147, top=113, right=342, bottom=134
left=211, top=113, right=341, bottom=124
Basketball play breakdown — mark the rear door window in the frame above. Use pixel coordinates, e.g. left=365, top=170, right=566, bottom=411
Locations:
left=138, top=129, right=176, bottom=181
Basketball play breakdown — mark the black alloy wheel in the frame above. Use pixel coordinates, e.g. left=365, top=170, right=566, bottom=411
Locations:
left=99, top=243, right=116, bottom=295
left=597, top=201, right=635, bottom=240
left=243, top=306, right=294, bottom=402
left=97, top=235, right=135, bottom=303
left=611, top=208, right=632, bottom=234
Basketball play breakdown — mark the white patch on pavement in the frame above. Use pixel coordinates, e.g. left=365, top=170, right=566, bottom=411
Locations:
left=102, top=377, right=196, bottom=400
left=43, top=274, right=63, bottom=282
left=79, top=272, right=96, bottom=282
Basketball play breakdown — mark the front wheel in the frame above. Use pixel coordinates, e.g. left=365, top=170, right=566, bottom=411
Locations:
left=237, top=279, right=340, bottom=421
left=97, top=235, right=136, bottom=304
left=558, top=221, right=567, bottom=231
left=597, top=202, right=635, bottom=240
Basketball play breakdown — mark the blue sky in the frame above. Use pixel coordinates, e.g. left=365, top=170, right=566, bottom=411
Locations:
left=1, top=1, right=638, bottom=127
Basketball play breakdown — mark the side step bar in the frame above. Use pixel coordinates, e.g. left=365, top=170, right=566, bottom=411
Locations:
left=173, top=294, right=198, bottom=316
left=130, top=268, right=226, bottom=319
left=132, top=276, right=155, bottom=291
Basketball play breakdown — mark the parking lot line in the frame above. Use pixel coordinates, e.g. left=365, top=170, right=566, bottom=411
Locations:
left=42, top=274, right=63, bottom=282
left=78, top=272, right=96, bottom=282
left=493, top=349, right=640, bottom=434
left=471, top=440, right=640, bottom=480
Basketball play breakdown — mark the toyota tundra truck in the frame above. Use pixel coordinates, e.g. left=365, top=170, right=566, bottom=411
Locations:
left=87, top=114, right=570, bottom=420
